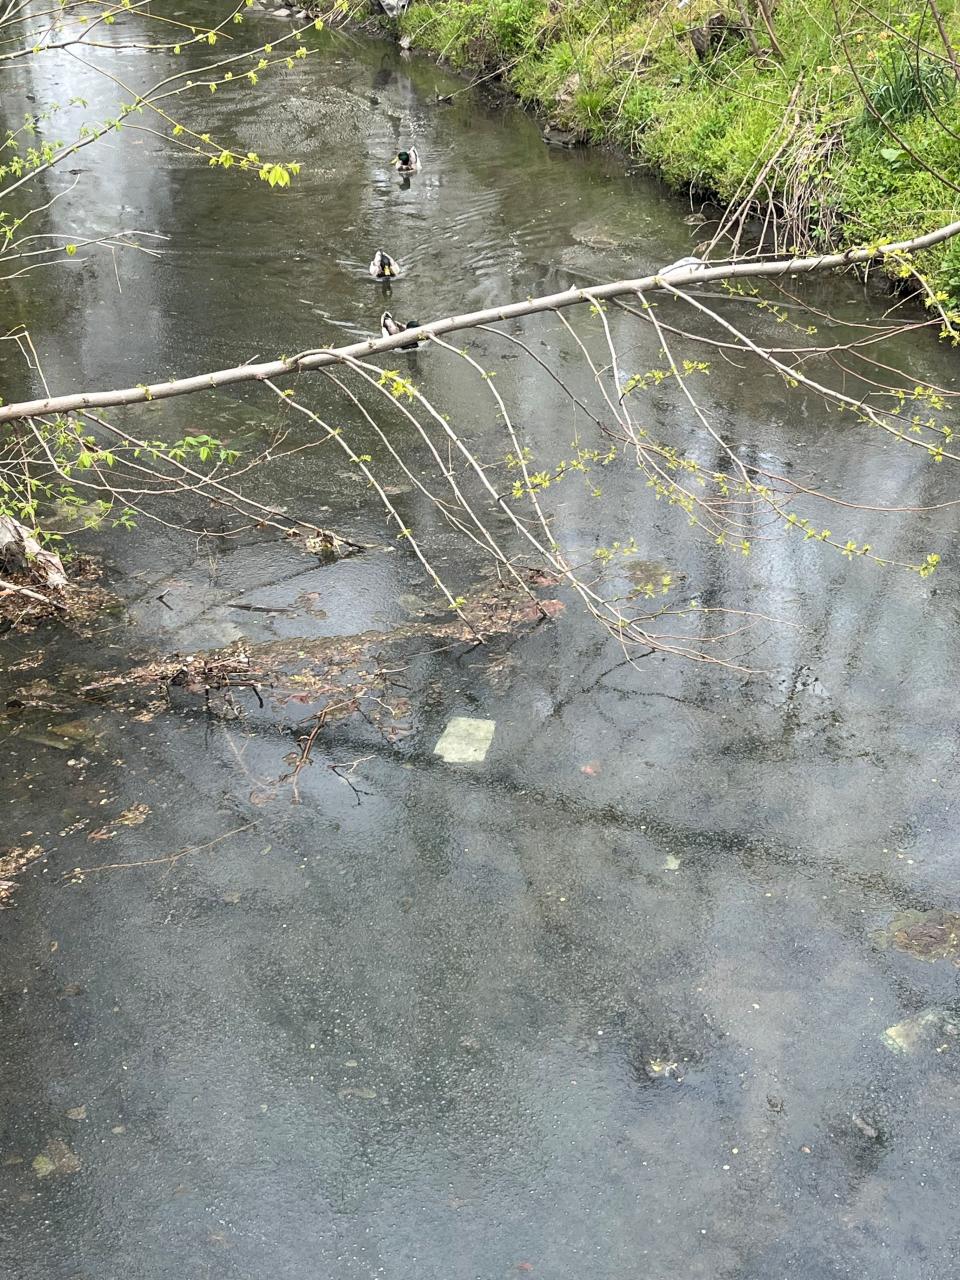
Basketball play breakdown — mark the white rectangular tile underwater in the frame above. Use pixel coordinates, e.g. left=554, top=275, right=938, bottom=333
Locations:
left=433, top=717, right=496, bottom=764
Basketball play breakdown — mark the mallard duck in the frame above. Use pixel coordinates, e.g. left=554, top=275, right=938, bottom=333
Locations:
left=369, top=248, right=401, bottom=279
left=393, top=147, right=421, bottom=173
left=381, top=311, right=422, bottom=349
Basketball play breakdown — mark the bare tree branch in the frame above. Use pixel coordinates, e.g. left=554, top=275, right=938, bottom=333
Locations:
left=3, top=222, right=960, bottom=424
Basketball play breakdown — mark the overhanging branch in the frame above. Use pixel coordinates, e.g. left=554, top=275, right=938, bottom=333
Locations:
left=2, top=221, right=959, bottom=423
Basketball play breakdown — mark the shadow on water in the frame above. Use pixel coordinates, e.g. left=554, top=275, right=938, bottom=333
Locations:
left=2, top=10, right=960, bottom=1280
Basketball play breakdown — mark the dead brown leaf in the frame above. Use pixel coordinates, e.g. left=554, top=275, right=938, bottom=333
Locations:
left=89, top=803, right=150, bottom=840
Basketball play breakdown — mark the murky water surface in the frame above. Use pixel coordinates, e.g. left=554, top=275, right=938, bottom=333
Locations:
left=3, top=8, right=960, bottom=1279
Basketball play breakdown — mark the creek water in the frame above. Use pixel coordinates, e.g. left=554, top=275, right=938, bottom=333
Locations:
left=2, top=7, right=960, bottom=1279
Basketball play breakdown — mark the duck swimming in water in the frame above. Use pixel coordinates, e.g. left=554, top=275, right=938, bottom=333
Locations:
left=381, top=310, right=422, bottom=349
left=369, top=248, right=401, bottom=279
left=393, top=147, right=421, bottom=173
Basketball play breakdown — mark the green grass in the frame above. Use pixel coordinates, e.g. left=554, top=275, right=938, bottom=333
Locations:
left=396, top=0, right=960, bottom=311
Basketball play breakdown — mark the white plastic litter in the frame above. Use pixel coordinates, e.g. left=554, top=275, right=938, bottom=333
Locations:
left=433, top=717, right=496, bottom=764
left=660, top=256, right=706, bottom=274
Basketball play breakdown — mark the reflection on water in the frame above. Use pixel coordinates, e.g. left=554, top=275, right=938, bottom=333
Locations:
left=2, top=9, right=960, bottom=1280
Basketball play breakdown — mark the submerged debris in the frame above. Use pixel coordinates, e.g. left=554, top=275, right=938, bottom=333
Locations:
left=644, top=1058, right=682, bottom=1081
left=32, top=1138, right=80, bottom=1178
left=434, top=717, right=496, bottom=764
left=851, top=1113, right=880, bottom=1140
left=88, top=804, right=151, bottom=841
left=882, top=1008, right=960, bottom=1054
left=67, top=576, right=561, bottom=795
left=82, top=579, right=559, bottom=716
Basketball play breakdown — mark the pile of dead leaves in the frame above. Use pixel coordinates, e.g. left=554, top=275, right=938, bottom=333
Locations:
left=0, top=556, right=108, bottom=631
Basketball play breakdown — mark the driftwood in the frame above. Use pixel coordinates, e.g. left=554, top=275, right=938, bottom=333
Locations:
left=0, top=514, right=68, bottom=594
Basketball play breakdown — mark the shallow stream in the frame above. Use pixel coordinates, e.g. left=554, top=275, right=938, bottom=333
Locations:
left=2, top=9, right=960, bottom=1278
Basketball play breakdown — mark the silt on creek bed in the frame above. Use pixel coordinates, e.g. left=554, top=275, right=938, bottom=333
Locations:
left=3, top=11, right=960, bottom=1280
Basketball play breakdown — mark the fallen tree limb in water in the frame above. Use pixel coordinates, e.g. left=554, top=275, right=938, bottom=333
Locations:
left=0, top=514, right=68, bottom=587
left=2, top=220, right=959, bottom=423
left=6, top=218, right=958, bottom=665
left=68, top=573, right=565, bottom=801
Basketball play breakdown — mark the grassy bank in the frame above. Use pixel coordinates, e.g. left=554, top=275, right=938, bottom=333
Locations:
left=395, top=0, right=960, bottom=312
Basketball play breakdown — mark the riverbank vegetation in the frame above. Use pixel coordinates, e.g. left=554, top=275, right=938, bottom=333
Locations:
left=398, top=0, right=960, bottom=304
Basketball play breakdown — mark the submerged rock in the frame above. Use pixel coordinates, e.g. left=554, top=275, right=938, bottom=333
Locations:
left=880, top=908, right=960, bottom=964
left=48, top=719, right=97, bottom=744
left=882, top=1008, right=960, bottom=1054
left=571, top=221, right=637, bottom=250
left=542, top=124, right=585, bottom=148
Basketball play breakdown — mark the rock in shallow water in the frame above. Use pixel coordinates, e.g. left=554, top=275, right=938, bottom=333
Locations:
left=542, top=125, right=585, bottom=148
left=882, top=1008, right=960, bottom=1053
left=879, top=908, right=960, bottom=964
